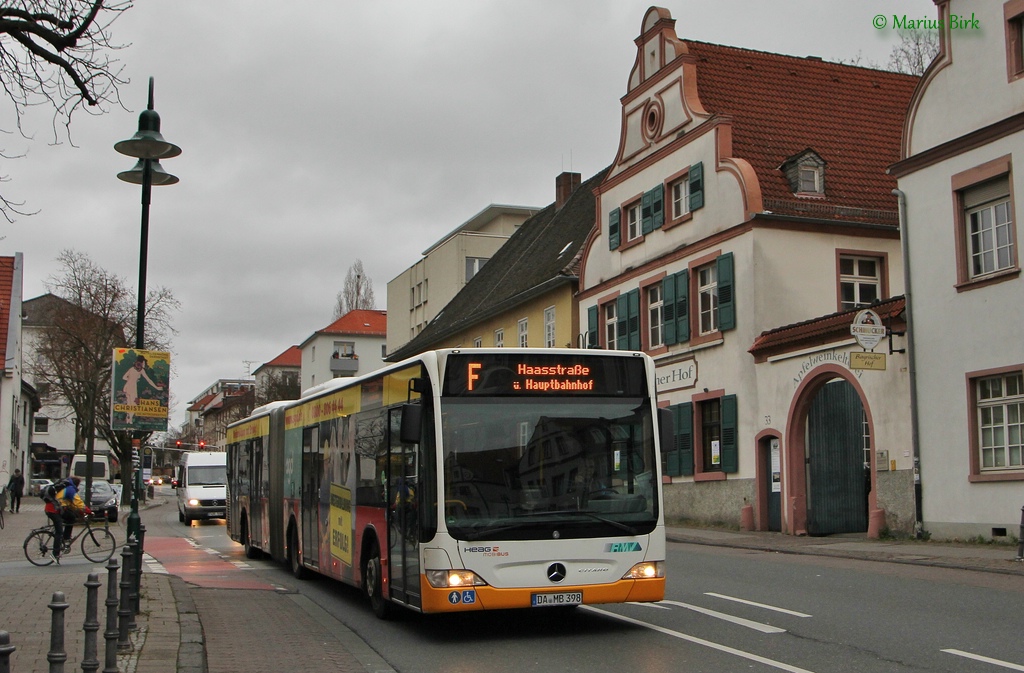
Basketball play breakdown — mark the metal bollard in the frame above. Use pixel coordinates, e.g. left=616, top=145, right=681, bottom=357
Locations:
left=103, top=557, right=120, bottom=673
left=82, top=573, right=101, bottom=673
left=117, top=546, right=134, bottom=653
left=0, top=630, right=16, bottom=673
left=1016, top=506, right=1023, bottom=562
left=126, top=536, right=138, bottom=631
left=133, top=524, right=147, bottom=615
left=47, top=591, right=69, bottom=673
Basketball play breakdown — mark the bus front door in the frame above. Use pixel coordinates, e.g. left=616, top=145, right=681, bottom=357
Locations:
left=387, top=409, right=421, bottom=608
left=301, top=426, right=322, bottom=569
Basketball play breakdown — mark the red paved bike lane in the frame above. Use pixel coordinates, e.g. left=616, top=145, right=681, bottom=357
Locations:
left=144, top=537, right=278, bottom=590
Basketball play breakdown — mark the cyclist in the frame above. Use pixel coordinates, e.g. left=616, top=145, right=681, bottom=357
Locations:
left=44, top=476, right=91, bottom=564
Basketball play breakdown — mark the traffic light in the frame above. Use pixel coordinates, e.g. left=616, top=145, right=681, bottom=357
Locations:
left=199, top=440, right=205, bottom=449
left=176, top=440, right=182, bottom=449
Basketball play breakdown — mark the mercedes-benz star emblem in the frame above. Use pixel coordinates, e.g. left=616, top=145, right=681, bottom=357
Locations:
left=547, top=563, right=567, bottom=583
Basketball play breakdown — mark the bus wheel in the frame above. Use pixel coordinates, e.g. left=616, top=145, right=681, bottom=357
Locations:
left=242, top=517, right=259, bottom=560
left=365, top=541, right=392, bottom=619
left=289, top=526, right=307, bottom=580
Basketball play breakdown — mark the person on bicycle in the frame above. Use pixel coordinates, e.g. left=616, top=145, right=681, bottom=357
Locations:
left=44, top=476, right=91, bottom=564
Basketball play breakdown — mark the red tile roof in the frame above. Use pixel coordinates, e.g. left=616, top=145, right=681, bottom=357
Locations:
left=749, top=297, right=906, bottom=362
left=318, top=309, right=387, bottom=337
left=683, top=41, right=918, bottom=222
left=264, top=345, right=301, bottom=368
left=0, top=257, right=13, bottom=369
left=187, top=393, right=217, bottom=413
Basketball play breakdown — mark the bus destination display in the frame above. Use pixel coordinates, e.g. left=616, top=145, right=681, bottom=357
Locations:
left=442, top=353, right=646, bottom=397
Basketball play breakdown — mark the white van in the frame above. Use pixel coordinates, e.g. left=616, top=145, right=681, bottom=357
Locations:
left=175, top=452, right=227, bottom=524
left=70, top=454, right=112, bottom=481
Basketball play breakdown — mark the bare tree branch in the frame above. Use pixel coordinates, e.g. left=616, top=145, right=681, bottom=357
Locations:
left=334, top=259, right=376, bottom=319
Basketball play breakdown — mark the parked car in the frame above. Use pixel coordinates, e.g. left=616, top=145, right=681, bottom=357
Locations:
left=29, top=478, right=53, bottom=497
left=87, top=480, right=120, bottom=522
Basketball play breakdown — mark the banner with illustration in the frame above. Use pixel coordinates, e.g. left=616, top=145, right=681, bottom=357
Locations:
left=111, top=348, right=170, bottom=432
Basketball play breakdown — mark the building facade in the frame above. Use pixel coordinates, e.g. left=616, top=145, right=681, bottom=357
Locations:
left=578, top=8, right=920, bottom=535
left=388, top=171, right=602, bottom=362
left=891, top=0, right=1024, bottom=540
left=300, top=309, right=387, bottom=392
left=386, top=204, right=539, bottom=355
left=0, top=254, right=35, bottom=482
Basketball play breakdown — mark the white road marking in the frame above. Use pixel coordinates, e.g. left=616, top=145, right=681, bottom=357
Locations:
left=942, top=649, right=1024, bottom=671
left=661, top=600, right=786, bottom=634
left=583, top=606, right=817, bottom=673
left=705, top=592, right=812, bottom=618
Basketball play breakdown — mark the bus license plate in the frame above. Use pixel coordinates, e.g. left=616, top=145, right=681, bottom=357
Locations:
left=531, top=592, right=582, bottom=607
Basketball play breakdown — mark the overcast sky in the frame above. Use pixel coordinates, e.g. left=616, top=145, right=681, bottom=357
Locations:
left=3, top=0, right=935, bottom=429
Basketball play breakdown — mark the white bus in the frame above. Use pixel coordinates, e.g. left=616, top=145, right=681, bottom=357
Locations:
left=226, top=349, right=668, bottom=618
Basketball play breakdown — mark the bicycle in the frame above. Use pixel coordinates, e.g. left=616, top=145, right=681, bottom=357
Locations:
left=0, top=487, right=6, bottom=530
left=23, top=514, right=118, bottom=566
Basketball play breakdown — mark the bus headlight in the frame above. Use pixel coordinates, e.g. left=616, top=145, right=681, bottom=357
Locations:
left=425, top=569, right=486, bottom=588
left=622, top=561, right=664, bottom=580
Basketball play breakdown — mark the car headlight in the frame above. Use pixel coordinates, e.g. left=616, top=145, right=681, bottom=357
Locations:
left=425, top=569, right=487, bottom=588
left=100, top=497, right=117, bottom=509
left=622, top=561, right=665, bottom=580
left=188, top=499, right=200, bottom=506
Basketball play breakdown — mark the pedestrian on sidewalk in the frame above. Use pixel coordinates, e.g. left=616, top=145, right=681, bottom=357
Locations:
left=6, top=468, right=24, bottom=513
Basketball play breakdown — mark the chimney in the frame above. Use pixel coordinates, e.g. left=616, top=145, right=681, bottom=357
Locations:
left=555, top=171, right=581, bottom=211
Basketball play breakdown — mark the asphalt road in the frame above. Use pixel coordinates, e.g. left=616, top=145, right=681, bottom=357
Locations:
left=141, top=492, right=1024, bottom=673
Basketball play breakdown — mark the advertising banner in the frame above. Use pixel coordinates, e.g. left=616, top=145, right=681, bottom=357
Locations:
left=111, top=348, right=171, bottom=432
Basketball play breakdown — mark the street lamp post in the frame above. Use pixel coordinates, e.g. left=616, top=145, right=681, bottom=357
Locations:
left=115, top=77, right=181, bottom=543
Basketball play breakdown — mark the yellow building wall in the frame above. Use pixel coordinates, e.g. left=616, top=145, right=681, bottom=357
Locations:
left=429, top=286, right=578, bottom=350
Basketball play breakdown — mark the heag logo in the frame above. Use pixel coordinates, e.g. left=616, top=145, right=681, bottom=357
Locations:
left=463, top=546, right=509, bottom=557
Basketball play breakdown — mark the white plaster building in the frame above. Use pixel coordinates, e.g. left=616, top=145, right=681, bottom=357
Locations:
left=578, top=8, right=919, bottom=535
left=890, top=0, right=1024, bottom=540
left=300, top=309, right=387, bottom=392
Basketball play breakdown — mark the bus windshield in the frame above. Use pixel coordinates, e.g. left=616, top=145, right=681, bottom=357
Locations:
left=439, top=396, right=658, bottom=540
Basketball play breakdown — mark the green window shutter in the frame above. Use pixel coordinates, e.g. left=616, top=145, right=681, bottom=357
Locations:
left=641, top=190, right=654, bottom=235
left=652, top=183, right=665, bottom=229
left=675, top=270, right=690, bottom=342
left=676, top=402, right=694, bottom=477
left=608, top=208, right=621, bottom=250
left=586, top=305, right=599, bottom=348
left=720, top=394, right=738, bottom=473
left=616, top=294, right=628, bottom=350
left=717, top=252, right=735, bottom=331
left=627, top=289, right=640, bottom=350
left=663, top=275, right=677, bottom=345
left=689, top=162, right=704, bottom=212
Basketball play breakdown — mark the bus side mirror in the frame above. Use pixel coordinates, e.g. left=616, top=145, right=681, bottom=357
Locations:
left=400, top=404, right=422, bottom=444
left=658, top=407, right=674, bottom=458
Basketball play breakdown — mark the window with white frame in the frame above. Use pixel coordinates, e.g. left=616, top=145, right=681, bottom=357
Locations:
left=799, top=167, right=821, bottom=193
left=697, top=264, right=719, bottom=335
left=647, top=285, right=663, bottom=349
left=34, top=416, right=49, bottom=434
left=965, top=177, right=1015, bottom=279
left=625, top=202, right=642, bottom=242
left=518, top=318, right=528, bottom=347
left=977, top=371, right=1024, bottom=471
left=839, top=255, right=881, bottom=310
left=604, top=302, right=618, bottom=350
left=473, top=337, right=482, bottom=348
left=544, top=306, right=556, bottom=348
left=466, top=257, right=489, bottom=283
left=670, top=178, right=690, bottom=220
left=494, top=328, right=504, bottom=348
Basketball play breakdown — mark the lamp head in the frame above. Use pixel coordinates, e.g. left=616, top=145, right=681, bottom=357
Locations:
left=117, top=158, right=179, bottom=186
left=115, top=109, right=182, bottom=160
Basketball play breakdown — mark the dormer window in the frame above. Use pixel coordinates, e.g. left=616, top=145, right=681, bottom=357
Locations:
left=780, top=149, right=826, bottom=196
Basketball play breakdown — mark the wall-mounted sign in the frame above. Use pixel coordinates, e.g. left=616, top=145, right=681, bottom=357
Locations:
left=655, top=358, right=697, bottom=393
left=850, top=352, right=886, bottom=370
left=850, top=309, right=886, bottom=351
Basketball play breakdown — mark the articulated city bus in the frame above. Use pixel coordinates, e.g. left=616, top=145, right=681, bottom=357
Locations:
left=226, top=348, right=668, bottom=618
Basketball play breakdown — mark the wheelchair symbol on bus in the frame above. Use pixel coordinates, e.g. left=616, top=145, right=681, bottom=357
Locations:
left=448, top=590, right=476, bottom=605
